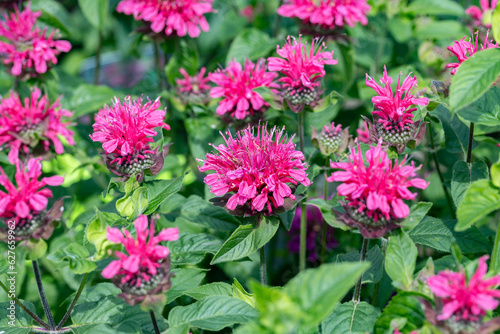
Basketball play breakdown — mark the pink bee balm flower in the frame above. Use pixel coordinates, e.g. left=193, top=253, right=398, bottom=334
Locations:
left=209, top=59, right=278, bottom=124
left=364, top=66, right=429, bottom=153
left=356, top=121, right=371, bottom=144
left=0, top=87, right=75, bottom=164
left=198, top=124, right=311, bottom=215
left=116, top=0, right=214, bottom=38
left=267, top=36, right=337, bottom=108
left=0, top=5, right=71, bottom=77
left=90, top=96, right=170, bottom=181
left=175, top=67, right=211, bottom=105
left=0, top=158, right=64, bottom=241
left=102, top=215, right=179, bottom=305
left=428, top=255, right=500, bottom=323
left=277, top=0, right=370, bottom=31
left=447, top=31, right=499, bottom=75
left=466, top=0, right=497, bottom=27
left=327, top=142, right=428, bottom=238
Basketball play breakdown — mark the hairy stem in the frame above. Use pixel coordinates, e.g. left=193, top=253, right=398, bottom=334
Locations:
left=352, top=238, right=369, bottom=303
left=260, top=246, right=268, bottom=284
left=428, top=121, right=456, bottom=219
left=153, top=41, right=165, bottom=93
left=94, top=31, right=102, bottom=85
left=298, top=110, right=307, bottom=271
left=321, top=158, right=330, bottom=264
left=371, top=238, right=387, bottom=306
left=56, top=272, right=91, bottom=330
left=0, top=280, right=49, bottom=329
left=150, top=310, right=161, bottom=334
left=491, top=217, right=500, bottom=274
left=467, top=122, right=474, bottom=164
left=32, top=260, right=56, bottom=330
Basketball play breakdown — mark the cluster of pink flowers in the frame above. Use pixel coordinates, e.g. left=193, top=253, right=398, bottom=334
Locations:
left=466, top=0, right=497, bottom=27
left=198, top=124, right=310, bottom=215
left=277, top=0, right=370, bottom=30
left=176, top=67, right=211, bottom=105
left=328, top=142, right=428, bottom=238
left=447, top=31, right=499, bottom=75
left=428, top=256, right=500, bottom=322
left=0, top=5, right=71, bottom=77
left=0, top=158, right=63, bottom=240
left=116, top=0, right=213, bottom=38
left=268, top=36, right=337, bottom=108
left=90, top=96, right=170, bottom=180
left=102, top=215, right=179, bottom=305
left=209, top=59, right=278, bottom=122
left=364, top=66, right=428, bottom=153
left=0, top=87, right=75, bottom=164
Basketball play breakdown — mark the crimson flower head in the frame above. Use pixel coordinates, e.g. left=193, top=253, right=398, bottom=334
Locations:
left=0, top=87, right=75, bottom=164
left=327, top=142, right=428, bottom=238
left=175, top=67, right=211, bottom=105
left=365, top=66, right=429, bottom=153
left=0, top=158, right=64, bottom=241
left=209, top=59, right=278, bottom=125
left=90, top=96, right=170, bottom=181
left=198, top=124, right=311, bottom=216
left=116, top=0, right=213, bottom=38
left=427, top=256, right=500, bottom=324
left=268, top=36, right=337, bottom=109
left=277, top=0, right=370, bottom=32
left=102, top=215, right=179, bottom=305
left=447, top=31, right=498, bottom=75
left=466, top=0, right=497, bottom=27
left=0, top=5, right=71, bottom=77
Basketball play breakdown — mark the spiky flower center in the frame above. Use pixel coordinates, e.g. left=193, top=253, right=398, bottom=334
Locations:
left=14, top=212, right=45, bottom=237
left=376, top=121, right=414, bottom=145
left=319, top=131, right=343, bottom=154
left=285, top=86, right=316, bottom=105
left=18, top=122, right=43, bottom=141
left=347, top=205, right=390, bottom=228
left=120, top=266, right=168, bottom=296
left=180, top=90, right=209, bottom=105
left=113, top=151, right=155, bottom=175
left=446, top=316, right=481, bottom=334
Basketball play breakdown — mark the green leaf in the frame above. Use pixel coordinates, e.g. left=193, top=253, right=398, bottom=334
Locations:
left=336, top=245, right=384, bottom=284
left=429, top=105, right=477, bottom=155
left=168, top=296, right=258, bottom=331
left=78, top=0, right=108, bottom=31
left=400, top=202, right=433, bottom=230
left=167, top=268, right=206, bottom=302
left=86, top=210, right=126, bottom=259
left=306, top=198, right=348, bottom=230
left=47, top=243, right=96, bottom=274
left=24, top=238, right=47, bottom=260
left=143, top=175, right=184, bottom=215
left=31, top=0, right=73, bottom=35
left=451, top=160, right=489, bottom=206
left=166, top=324, right=191, bottom=334
left=64, top=84, right=116, bottom=117
left=226, top=28, right=277, bottom=64
left=415, top=20, right=467, bottom=40
left=0, top=300, right=36, bottom=332
left=374, top=293, right=425, bottom=334
left=116, top=186, right=148, bottom=220
left=284, top=262, right=370, bottom=327
left=404, top=0, right=464, bottom=16
left=493, top=4, right=500, bottom=43
left=176, top=195, right=240, bottom=231
left=450, top=48, right=500, bottom=112
left=211, top=216, right=279, bottom=264
left=408, top=216, right=491, bottom=254
left=456, top=179, right=500, bottom=231
left=322, top=301, right=381, bottom=334
left=168, top=233, right=223, bottom=265
left=185, top=282, right=233, bottom=300
left=385, top=230, right=417, bottom=290
left=73, top=283, right=121, bottom=305
left=492, top=158, right=500, bottom=188
left=457, top=86, right=500, bottom=126
left=166, top=40, right=199, bottom=85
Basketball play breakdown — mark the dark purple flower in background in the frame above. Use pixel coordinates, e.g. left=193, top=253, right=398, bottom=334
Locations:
left=288, top=204, right=337, bottom=262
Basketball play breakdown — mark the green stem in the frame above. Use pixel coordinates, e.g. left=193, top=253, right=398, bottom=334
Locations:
left=260, top=246, right=268, bottom=285
left=467, top=122, right=474, bottom=164
left=371, top=238, right=387, bottom=306
left=491, top=217, right=500, bottom=274
left=298, top=111, right=307, bottom=272
left=32, top=260, right=56, bottom=330
left=56, top=272, right=91, bottom=330
left=94, top=31, right=102, bottom=85
left=321, top=158, right=330, bottom=264
left=150, top=310, right=161, bottom=334
left=0, top=280, right=49, bottom=329
left=273, top=0, right=284, bottom=37
left=352, top=238, right=369, bottom=303
left=428, top=121, right=456, bottom=219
